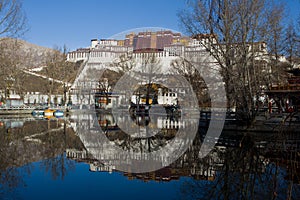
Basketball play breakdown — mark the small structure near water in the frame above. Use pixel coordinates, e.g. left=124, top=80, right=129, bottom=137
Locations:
left=265, top=67, right=300, bottom=113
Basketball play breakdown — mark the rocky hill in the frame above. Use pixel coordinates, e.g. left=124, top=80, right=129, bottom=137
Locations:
left=0, top=38, right=81, bottom=94
left=0, top=37, right=55, bottom=69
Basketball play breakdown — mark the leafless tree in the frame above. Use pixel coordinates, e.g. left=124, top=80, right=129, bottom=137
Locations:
left=139, top=53, right=162, bottom=105
left=111, top=52, right=162, bottom=106
left=171, top=57, right=210, bottom=107
left=0, top=0, right=27, bottom=38
left=0, top=38, right=25, bottom=98
left=0, top=0, right=27, bottom=79
left=0, top=0, right=27, bottom=102
left=284, top=21, right=300, bottom=65
left=43, top=47, right=67, bottom=105
left=178, top=0, right=285, bottom=122
left=297, top=19, right=300, bottom=58
left=111, top=53, right=135, bottom=75
left=261, top=2, right=287, bottom=86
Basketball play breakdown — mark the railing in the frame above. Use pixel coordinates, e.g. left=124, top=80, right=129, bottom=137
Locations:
left=0, top=106, right=35, bottom=110
left=270, top=84, right=300, bottom=91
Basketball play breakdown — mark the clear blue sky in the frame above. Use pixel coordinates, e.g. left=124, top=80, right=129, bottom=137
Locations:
left=22, top=0, right=300, bottom=51
left=22, top=0, right=187, bottom=51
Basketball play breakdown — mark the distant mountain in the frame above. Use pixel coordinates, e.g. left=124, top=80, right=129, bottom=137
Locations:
left=0, top=38, right=83, bottom=94
left=0, top=37, right=56, bottom=69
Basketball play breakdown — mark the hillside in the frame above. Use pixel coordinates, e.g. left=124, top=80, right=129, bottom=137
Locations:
left=0, top=37, right=56, bottom=69
left=0, top=38, right=81, bottom=94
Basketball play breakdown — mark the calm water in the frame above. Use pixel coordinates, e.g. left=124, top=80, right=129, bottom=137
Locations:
left=7, top=159, right=184, bottom=200
left=0, top=113, right=299, bottom=200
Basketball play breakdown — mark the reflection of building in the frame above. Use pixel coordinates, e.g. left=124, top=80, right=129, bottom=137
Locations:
left=89, top=161, right=115, bottom=173
left=96, top=112, right=186, bottom=131
left=85, top=144, right=222, bottom=182
left=68, top=112, right=278, bottom=184
left=157, top=118, right=184, bottom=129
left=66, top=149, right=88, bottom=160
left=97, top=112, right=118, bottom=129
left=67, top=146, right=220, bottom=182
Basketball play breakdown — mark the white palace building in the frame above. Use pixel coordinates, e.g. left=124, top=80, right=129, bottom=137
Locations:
left=66, top=31, right=221, bottom=107
left=66, top=30, right=269, bottom=107
left=67, top=31, right=216, bottom=63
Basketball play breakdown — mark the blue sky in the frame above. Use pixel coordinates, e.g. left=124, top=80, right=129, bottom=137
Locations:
left=22, top=0, right=188, bottom=51
left=23, top=0, right=300, bottom=51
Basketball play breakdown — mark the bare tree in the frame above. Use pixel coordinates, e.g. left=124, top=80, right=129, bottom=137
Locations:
left=111, top=53, right=135, bottom=75
left=0, top=0, right=27, bottom=38
left=0, top=0, right=27, bottom=103
left=139, top=53, right=162, bottom=105
left=284, top=21, right=300, bottom=64
left=297, top=18, right=300, bottom=58
left=171, top=57, right=210, bottom=107
left=178, top=0, right=285, bottom=122
left=97, top=77, right=111, bottom=108
left=261, top=2, right=286, bottom=85
left=0, top=38, right=25, bottom=98
left=111, top=52, right=162, bottom=106
left=43, top=47, right=67, bottom=106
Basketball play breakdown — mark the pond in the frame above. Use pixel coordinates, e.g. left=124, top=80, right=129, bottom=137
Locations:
left=0, top=113, right=299, bottom=200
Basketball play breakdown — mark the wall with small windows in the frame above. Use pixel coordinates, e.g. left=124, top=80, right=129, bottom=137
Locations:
left=157, top=88, right=178, bottom=105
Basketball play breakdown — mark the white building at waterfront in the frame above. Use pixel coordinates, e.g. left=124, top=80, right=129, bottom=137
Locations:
left=67, top=31, right=219, bottom=106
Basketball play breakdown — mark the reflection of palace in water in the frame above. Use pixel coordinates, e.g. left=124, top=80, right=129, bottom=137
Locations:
left=97, top=112, right=186, bottom=130
left=65, top=108, right=300, bottom=185
left=66, top=134, right=271, bottom=183
left=68, top=109, right=199, bottom=173
left=1, top=113, right=299, bottom=185
left=66, top=143, right=222, bottom=182
left=66, top=110, right=282, bottom=182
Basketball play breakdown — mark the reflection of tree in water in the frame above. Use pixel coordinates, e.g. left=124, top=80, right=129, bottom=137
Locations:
left=0, top=126, right=31, bottom=199
left=0, top=119, right=79, bottom=195
left=39, top=154, right=75, bottom=180
left=179, top=134, right=300, bottom=200
left=264, top=130, right=300, bottom=200
left=99, top=111, right=179, bottom=153
left=105, top=126, right=176, bottom=153
left=36, top=121, right=77, bottom=180
left=0, top=165, right=32, bottom=199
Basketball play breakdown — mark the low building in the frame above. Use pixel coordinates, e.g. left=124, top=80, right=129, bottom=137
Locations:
left=5, top=94, right=23, bottom=107
left=266, top=67, right=300, bottom=113
left=157, top=88, right=178, bottom=105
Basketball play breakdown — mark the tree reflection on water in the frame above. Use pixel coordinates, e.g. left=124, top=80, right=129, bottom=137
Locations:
left=92, top=112, right=300, bottom=199
left=179, top=132, right=300, bottom=200
left=0, top=118, right=77, bottom=198
left=0, top=115, right=299, bottom=199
